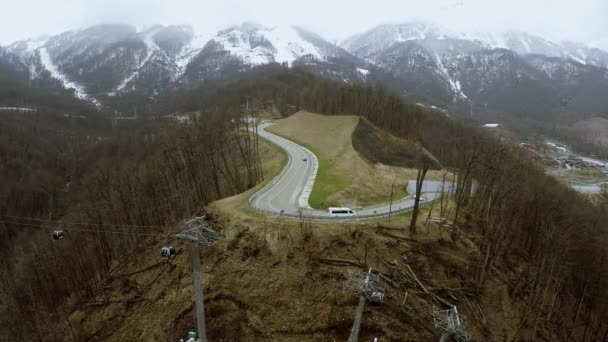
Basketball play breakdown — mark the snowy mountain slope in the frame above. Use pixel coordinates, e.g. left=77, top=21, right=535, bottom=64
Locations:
left=341, top=21, right=462, bottom=61
left=345, top=22, right=608, bottom=68
left=464, top=31, right=566, bottom=58
left=5, top=24, right=196, bottom=101
left=4, top=20, right=608, bottom=117
left=152, top=25, right=193, bottom=56
left=342, top=22, right=608, bottom=106
left=4, top=37, right=102, bottom=106
left=111, top=33, right=158, bottom=93
left=6, top=37, right=48, bottom=59
left=7, top=22, right=355, bottom=101
left=179, top=23, right=368, bottom=86
left=38, top=47, right=101, bottom=107
left=176, top=33, right=209, bottom=71
left=110, top=26, right=179, bottom=95
left=209, top=23, right=340, bottom=65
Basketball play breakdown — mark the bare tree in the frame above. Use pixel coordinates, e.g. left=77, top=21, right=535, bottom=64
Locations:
left=409, top=157, right=430, bottom=234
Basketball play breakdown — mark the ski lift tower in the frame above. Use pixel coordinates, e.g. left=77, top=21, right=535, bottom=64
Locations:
left=173, top=216, right=223, bottom=342
left=343, top=268, right=385, bottom=342
left=432, top=305, right=469, bottom=342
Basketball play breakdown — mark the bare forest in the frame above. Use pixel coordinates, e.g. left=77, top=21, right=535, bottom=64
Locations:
left=2, top=68, right=608, bottom=341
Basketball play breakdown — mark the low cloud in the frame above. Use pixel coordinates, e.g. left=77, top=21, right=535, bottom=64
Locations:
left=1, top=0, right=606, bottom=46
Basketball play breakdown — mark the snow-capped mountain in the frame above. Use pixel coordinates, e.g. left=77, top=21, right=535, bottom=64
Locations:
left=3, top=20, right=608, bottom=120
left=210, top=23, right=349, bottom=65
left=181, top=23, right=367, bottom=85
left=341, top=22, right=467, bottom=62
left=463, top=31, right=608, bottom=68
left=4, top=24, right=191, bottom=105
left=341, top=22, right=608, bottom=120
left=343, top=22, right=608, bottom=69
left=2, top=23, right=367, bottom=108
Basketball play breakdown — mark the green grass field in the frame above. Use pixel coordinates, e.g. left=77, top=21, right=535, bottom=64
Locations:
left=265, top=129, right=351, bottom=208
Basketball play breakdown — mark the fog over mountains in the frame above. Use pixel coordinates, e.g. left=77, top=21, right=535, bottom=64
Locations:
left=2, top=21, right=608, bottom=123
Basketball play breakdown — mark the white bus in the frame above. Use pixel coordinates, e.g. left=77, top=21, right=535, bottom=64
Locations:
left=328, top=207, right=356, bottom=217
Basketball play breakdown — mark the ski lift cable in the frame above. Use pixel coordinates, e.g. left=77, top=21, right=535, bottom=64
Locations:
left=0, top=219, right=166, bottom=237
left=0, top=214, right=164, bottom=229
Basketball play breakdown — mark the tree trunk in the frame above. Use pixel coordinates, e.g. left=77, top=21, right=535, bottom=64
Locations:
left=409, top=162, right=429, bottom=234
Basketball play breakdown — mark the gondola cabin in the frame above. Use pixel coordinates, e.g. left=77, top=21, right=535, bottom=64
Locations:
left=52, top=230, right=65, bottom=240
left=161, top=246, right=176, bottom=259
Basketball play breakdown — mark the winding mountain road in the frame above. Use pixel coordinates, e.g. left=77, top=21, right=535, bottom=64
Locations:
left=249, top=122, right=450, bottom=220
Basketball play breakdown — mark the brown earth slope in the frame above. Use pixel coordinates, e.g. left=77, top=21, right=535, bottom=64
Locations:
left=49, top=195, right=564, bottom=341
left=40, top=113, right=570, bottom=342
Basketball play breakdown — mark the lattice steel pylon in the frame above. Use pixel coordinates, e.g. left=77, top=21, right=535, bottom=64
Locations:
left=343, top=268, right=386, bottom=342
left=173, top=216, right=223, bottom=342
left=432, top=305, right=469, bottom=342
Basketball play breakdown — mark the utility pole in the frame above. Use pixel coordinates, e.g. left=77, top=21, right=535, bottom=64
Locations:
left=432, top=305, right=469, bottom=342
left=349, top=295, right=366, bottom=342
left=388, top=182, right=395, bottom=225
left=191, top=242, right=205, bottom=341
left=173, top=216, right=223, bottom=342
left=469, top=100, right=473, bottom=118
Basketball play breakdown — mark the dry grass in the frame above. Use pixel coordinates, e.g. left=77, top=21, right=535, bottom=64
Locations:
left=267, top=111, right=449, bottom=208
left=59, top=190, right=549, bottom=342
left=54, top=114, right=570, bottom=342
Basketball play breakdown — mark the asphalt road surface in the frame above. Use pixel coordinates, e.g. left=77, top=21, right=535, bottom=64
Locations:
left=249, top=122, right=449, bottom=220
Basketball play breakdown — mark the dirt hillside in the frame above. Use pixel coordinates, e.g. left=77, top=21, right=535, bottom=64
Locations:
left=44, top=114, right=567, bottom=342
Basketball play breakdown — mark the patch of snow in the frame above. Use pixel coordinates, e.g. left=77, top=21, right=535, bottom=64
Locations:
left=38, top=48, right=101, bottom=107
left=216, top=31, right=271, bottom=65
left=545, top=141, right=569, bottom=154
left=266, top=26, right=322, bottom=64
left=111, top=29, right=162, bottom=95
left=416, top=102, right=448, bottom=114
left=577, top=48, right=587, bottom=59
left=566, top=53, right=586, bottom=64
left=176, top=33, right=211, bottom=72
left=519, top=36, right=531, bottom=53
left=215, top=25, right=323, bottom=66
left=356, top=67, right=369, bottom=75
left=580, top=156, right=608, bottom=167
left=482, top=123, right=499, bottom=128
left=433, top=53, right=468, bottom=100
left=466, top=30, right=507, bottom=49
left=6, top=37, right=48, bottom=56
left=0, top=106, right=35, bottom=112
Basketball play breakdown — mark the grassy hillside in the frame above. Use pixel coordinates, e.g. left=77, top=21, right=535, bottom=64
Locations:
left=267, top=111, right=447, bottom=208
left=352, top=117, right=441, bottom=169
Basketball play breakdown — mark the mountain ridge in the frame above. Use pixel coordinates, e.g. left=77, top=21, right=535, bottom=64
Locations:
left=2, top=21, right=608, bottom=122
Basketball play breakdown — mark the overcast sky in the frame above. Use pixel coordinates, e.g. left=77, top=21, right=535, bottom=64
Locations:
left=1, top=0, right=607, bottom=47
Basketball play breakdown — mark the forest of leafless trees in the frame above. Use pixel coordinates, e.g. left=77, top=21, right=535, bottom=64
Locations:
left=0, top=103, right=263, bottom=339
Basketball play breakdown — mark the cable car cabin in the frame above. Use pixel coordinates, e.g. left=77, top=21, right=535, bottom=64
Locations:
left=161, top=246, right=176, bottom=259
left=370, top=290, right=385, bottom=304
left=52, top=230, right=65, bottom=240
